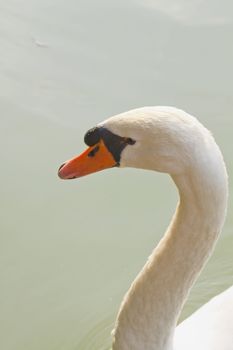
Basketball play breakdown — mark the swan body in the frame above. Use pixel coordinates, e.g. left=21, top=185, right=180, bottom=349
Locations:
left=58, top=107, right=232, bottom=350
left=174, top=286, right=233, bottom=350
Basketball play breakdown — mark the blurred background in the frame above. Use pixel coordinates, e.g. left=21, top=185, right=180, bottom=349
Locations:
left=1, top=0, right=233, bottom=349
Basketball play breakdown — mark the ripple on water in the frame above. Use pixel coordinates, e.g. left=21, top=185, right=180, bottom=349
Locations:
left=76, top=316, right=114, bottom=350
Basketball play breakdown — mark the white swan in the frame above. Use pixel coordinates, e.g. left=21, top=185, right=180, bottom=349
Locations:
left=58, top=107, right=233, bottom=350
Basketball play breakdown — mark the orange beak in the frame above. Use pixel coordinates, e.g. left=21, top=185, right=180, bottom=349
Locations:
left=58, top=140, right=116, bottom=179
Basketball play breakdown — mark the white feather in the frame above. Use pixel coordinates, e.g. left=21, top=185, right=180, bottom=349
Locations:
left=100, top=107, right=231, bottom=350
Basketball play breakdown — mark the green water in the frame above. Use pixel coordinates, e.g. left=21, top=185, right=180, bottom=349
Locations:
left=1, top=1, right=233, bottom=349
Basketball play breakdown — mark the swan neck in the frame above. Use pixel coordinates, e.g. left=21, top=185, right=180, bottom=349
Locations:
left=112, top=160, right=228, bottom=350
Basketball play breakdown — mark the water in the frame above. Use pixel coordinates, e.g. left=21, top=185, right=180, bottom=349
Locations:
left=1, top=1, right=233, bottom=349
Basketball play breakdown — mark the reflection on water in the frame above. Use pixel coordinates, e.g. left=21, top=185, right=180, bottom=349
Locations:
left=1, top=0, right=233, bottom=349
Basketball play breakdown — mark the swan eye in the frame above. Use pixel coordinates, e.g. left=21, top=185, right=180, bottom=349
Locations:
left=125, top=137, right=136, bottom=145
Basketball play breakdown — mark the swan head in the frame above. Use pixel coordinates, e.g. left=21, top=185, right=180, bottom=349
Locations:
left=58, top=107, right=213, bottom=179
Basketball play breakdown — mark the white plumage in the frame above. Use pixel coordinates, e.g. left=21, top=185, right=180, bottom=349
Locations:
left=100, top=107, right=232, bottom=350
left=59, top=106, right=233, bottom=350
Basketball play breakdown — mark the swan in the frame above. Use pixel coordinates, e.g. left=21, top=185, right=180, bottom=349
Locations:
left=58, top=106, right=233, bottom=350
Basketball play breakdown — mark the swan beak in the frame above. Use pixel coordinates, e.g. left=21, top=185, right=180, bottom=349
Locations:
left=58, top=140, right=116, bottom=179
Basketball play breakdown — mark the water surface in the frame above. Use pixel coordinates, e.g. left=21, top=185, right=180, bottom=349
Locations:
left=1, top=1, right=233, bottom=349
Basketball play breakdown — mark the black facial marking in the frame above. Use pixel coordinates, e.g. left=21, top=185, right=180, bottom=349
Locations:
left=88, top=145, right=99, bottom=158
left=99, top=127, right=136, bottom=166
left=84, top=127, right=101, bottom=146
left=83, top=125, right=136, bottom=166
left=126, top=137, right=136, bottom=145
